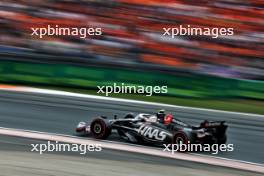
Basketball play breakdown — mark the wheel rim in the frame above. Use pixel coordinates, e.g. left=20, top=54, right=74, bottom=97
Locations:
left=176, top=136, right=184, bottom=144
left=94, top=123, right=102, bottom=134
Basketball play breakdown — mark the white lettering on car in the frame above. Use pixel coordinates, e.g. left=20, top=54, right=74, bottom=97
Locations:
left=138, top=125, right=167, bottom=141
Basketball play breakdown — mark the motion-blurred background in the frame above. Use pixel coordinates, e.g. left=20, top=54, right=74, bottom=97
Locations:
left=0, top=0, right=263, bottom=113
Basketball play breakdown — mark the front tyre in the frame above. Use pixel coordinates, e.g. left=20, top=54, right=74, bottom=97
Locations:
left=90, top=118, right=111, bottom=139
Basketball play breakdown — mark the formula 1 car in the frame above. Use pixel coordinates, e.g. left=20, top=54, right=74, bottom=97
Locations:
left=75, top=112, right=228, bottom=146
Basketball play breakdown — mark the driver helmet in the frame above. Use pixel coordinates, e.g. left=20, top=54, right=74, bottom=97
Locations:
left=125, top=112, right=135, bottom=119
left=157, top=109, right=166, bottom=123
left=164, top=114, right=173, bottom=125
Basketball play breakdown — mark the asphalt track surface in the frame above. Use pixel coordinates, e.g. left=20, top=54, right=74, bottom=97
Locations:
left=0, top=135, right=261, bottom=176
left=0, top=90, right=263, bottom=164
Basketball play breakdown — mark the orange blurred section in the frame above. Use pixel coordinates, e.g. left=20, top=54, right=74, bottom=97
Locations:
left=0, top=0, right=263, bottom=79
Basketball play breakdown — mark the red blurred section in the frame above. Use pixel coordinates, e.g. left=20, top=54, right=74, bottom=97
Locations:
left=0, top=0, right=263, bottom=79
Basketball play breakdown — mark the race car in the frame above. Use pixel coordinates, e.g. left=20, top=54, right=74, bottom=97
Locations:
left=75, top=110, right=228, bottom=147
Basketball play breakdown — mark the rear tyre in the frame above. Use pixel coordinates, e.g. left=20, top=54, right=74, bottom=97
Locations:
left=217, top=135, right=227, bottom=144
left=90, top=118, right=111, bottom=139
left=172, top=131, right=189, bottom=152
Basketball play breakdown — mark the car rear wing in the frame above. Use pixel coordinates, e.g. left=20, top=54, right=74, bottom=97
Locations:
left=200, top=120, right=226, bottom=128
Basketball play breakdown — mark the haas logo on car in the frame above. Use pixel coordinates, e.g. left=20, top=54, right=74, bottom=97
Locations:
left=138, top=125, right=167, bottom=141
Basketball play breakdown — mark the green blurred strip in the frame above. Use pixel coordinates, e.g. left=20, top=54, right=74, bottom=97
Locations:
left=0, top=61, right=263, bottom=100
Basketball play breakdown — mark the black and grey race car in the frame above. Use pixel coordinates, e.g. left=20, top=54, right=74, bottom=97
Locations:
left=75, top=111, right=228, bottom=147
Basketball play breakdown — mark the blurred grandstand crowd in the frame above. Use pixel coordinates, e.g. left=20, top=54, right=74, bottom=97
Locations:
left=0, top=0, right=263, bottom=80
